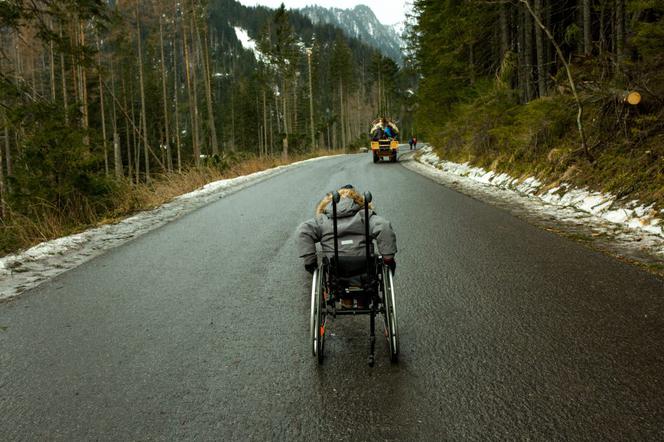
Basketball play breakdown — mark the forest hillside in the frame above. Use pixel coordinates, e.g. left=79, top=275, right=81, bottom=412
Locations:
left=409, top=0, right=663, bottom=211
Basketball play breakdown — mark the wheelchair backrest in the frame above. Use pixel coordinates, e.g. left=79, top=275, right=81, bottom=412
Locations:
left=330, top=190, right=374, bottom=280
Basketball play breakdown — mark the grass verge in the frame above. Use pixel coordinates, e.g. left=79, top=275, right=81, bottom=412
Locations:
left=0, top=150, right=346, bottom=256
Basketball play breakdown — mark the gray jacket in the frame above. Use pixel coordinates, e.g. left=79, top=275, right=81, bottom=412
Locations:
left=296, top=197, right=397, bottom=265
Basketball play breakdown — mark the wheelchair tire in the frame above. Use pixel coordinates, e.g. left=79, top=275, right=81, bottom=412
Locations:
left=311, top=267, right=326, bottom=364
left=310, top=269, right=320, bottom=356
left=316, top=284, right=326, bottom=364
left=383, top=267, right=399, bottom=362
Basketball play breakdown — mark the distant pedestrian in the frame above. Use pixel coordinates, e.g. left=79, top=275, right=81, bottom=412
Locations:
left=413, top=137, right=418, bottom=149
left=408, top=138, right=414, bottom=150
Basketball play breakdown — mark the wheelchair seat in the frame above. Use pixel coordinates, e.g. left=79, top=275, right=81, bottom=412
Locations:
left=331, top=255, right=371, bottom=278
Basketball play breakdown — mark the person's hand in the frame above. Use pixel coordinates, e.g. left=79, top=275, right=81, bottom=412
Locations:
left=305, top=263, right=317, bottom=274
left=383, top=257, right=396, bottom=275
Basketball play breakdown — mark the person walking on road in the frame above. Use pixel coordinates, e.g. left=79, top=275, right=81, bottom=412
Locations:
left=409, top=138, right=414, bottom=150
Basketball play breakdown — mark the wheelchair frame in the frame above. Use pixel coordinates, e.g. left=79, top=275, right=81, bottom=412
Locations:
left=309, top=190, right=399, bottom=366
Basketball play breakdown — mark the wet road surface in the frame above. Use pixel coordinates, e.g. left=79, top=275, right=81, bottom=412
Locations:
left=1, top=148, right=663, bottom=440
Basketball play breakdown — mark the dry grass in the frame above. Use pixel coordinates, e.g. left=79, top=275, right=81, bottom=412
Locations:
left=0, top=150, right=346, bottom=256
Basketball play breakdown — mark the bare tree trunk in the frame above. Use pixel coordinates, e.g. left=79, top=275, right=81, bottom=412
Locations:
left=122, top=74, right=134, bottom=181
left=97, top=35, right=109, bottom=175
left=172, top=2, right=182, bottom=172
left=269, top=102, right=274, bottom=155
left=282, top=79, right=289, bottom=159
left=615, top=0, right=624, bottom=67
left=520, top=0, right=590, bottom=160
left=1, top=118, right=7, bottom=217
left=599, top=0, right=606, bottom=55
left=159, top=14, right=173, bottom=172
left=189, top=11, right=203, bottom=157
left=339, top=79, right=345, bottom=148
left=198, top=16, right=219, bottom=155
left=275, top=94, right=281, bottom=134
left=500, top=4, right=510, bottom=58
left=516, top=6, right=525, bottom=100
left=59, top=25, right=68, bottom=123
left=49, top=33, right=56, bottom=101
left=307, top=50, right=315, bottom=150
left=128, top=77, right=139, bottom=184
left=79, top=20, right=90, bottom=146
left=469, top=44, right=475, bottom=85
left=263, top=90, right=268, bottom=157
left=230, top=88, right=236, bottom=152
left=183, top=16, right=200, bottom=164
left=535, top=0, right=546, bottom=97
left=258, top=125, right=263, bottom=157
left=524, top=5, right=534, bottom=101
left=110, top=53, right=122, bottom=178
left=292, top=76, right=298, bottom=134
left=136, top=2, right=150, bottom=182
left=173, top=72, right=182, bottom=173
left=377, top=69, right=382, bottom=115
left=583, top=0, right=592, bottom=55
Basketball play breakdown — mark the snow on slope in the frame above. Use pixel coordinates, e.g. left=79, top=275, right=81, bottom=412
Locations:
left=416, top=146, right=664, bottom=238
left=234, top=26, right=262, bottom=60
left=406, top=146, right=664, bottom=266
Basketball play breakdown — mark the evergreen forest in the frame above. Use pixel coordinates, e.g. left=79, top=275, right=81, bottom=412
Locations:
left=0, top=0, right=413, bottom=253
left=409, top=0, right=664, bottom=208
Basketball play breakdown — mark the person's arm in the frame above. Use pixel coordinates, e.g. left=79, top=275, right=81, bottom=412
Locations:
left=369, top=214, right=397, bottom=257
left=370, top=214, right=397, bottom=274
left=296, top=217, right=322, bottom=267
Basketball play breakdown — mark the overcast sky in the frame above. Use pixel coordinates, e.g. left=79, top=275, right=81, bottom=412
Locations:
left=236, top=0, right=411, bottom=26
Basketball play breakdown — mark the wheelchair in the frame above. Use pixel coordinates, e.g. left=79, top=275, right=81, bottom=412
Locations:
left=309, top=191, right=399, bottom=366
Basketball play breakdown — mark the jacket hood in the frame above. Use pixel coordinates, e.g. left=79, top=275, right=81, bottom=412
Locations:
left=316, top=188, right=372, bottom=218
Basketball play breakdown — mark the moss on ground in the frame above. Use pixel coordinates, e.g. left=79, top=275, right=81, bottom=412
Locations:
left=426, top=88, right=664, bottom=211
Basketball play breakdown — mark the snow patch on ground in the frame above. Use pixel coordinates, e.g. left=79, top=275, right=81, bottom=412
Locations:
left=0, top=155, right=342, bottom=301
left=417, top=146, right=664, bottom=238
left=405, top=146, right=664, bottom=268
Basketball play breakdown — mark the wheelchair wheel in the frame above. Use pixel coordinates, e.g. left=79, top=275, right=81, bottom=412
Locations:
left=310, top=267, right=327, bottom=363
left=309, top=269, right=320, bottom=356
left=383, top=267, right=399, bottom=362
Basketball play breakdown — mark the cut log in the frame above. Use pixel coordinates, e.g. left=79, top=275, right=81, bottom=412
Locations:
left=625, top=91, right=641, bottom=106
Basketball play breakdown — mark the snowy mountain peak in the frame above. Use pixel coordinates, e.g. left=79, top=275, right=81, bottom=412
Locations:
left=300, top=4, right=404, bottom=64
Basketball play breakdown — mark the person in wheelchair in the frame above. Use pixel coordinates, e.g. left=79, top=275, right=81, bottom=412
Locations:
left=296, top=184, right=397, bottom=308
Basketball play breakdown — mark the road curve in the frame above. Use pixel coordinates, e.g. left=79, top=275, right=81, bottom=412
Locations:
left=1, top=148, right=663, bottom=440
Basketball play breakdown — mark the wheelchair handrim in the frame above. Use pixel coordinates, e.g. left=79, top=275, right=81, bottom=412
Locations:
left=310, top=269, right=319, bottom=356
left=388, top=270, right=399, bottom=356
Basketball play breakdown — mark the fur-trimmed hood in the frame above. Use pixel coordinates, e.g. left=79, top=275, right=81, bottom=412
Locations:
left=296, top=188, right=397, bottom=265
left=316, top=188, right=373, bottom=218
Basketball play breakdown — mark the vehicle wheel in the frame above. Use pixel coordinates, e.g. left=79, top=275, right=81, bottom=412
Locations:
left=373, top=153, right=379, bottom=163
left=383, top=267, right=399, bottom=362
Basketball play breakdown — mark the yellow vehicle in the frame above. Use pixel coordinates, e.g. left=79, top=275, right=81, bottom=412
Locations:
left=370, top=118, right=400, bottom=163
left=371, top=139, right=399, bottom=163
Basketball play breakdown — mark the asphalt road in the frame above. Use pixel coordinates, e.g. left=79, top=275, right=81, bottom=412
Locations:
left=1, top=147, right=663, bottom=440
